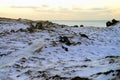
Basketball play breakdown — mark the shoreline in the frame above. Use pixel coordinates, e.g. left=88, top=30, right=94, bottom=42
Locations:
left=0, top=17, right=119, bottom=27
left=0, top=17, right=107, bottom=27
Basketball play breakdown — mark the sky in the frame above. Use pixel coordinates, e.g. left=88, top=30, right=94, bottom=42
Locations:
left=0, top=0, right=120, bottom=20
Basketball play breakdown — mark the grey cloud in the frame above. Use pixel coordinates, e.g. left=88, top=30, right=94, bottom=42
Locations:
left=88, top=7, right=109, bottom=11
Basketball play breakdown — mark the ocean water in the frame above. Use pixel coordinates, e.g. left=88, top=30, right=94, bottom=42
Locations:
left=51, top=20, right=108, bottom=27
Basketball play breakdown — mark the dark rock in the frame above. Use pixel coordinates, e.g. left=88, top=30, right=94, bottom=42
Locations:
left=112, top=19, right=119, bottom=24
left=111, top=77, right=120, bottom=80
left=19, top=28, right=24, bottom=32
left=80, top=25, right=84, bottom=27
left=44, top=20, right=53, bottom=25
left=29, top=22, right=35, bottom=28
left=13, top=64, right=21, bottom=68
left=17, top=18, right=22, bottom=21
left=106, top=21, right=112, bottom=27
left=51, top=75, right=60, bottom=79
left=79, top=33, right=89, bottom=39
left=112, top=73, right=115, bottom=76
left=105, top=56, right=120, bottom=58
left=20, top=57, right=27, bottom=62
left=71, top=76, right=90, bottom=80
left=25, top=22, right=36, bottom=33
left=11, top=30, right=15, bottom=33
left=116, top=69, right=120, bottom=77
left=24, top=70, right=32, bottom=75
left=106, top=19, right=119, bottom=27
left=72, top=42, right=81, bottom=45
left=59, top=36, right=71, bottom=46
left=74, top=25, right=79, bottom=27
left=49, top=75, right=67, bottom=80
left=94, top=70, right=114, bottom=76
left=109, top=59, right=115, bottom=64
left=19, top=28, right=27, bottom=32
left=84, top=58, right=91, bottom=62
left=62, top=46, right=68, bottom=51
left=81, top=65, right=88, bottom=68
left=36, top=22, right=44, bottom=30
left=61, top=25, right=66, bottom=28
left=27, top=27, right=34, bottom=33
left=0, top=54, right=7, bottom=57
left=103, top=70, right=114, bottom=75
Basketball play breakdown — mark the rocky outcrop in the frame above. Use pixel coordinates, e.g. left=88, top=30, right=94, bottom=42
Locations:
left=106, top=19, right=119, bottom=27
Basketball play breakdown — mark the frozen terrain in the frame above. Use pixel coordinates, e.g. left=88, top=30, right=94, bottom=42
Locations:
left=0, top=18, right=120, bottom=80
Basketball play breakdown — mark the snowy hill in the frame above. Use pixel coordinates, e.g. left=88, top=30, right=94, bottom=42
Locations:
left=0, top=18, right=120, bottom=80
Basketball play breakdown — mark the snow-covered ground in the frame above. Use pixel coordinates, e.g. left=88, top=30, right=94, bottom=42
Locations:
left=0, top=18, right=120, bottom=80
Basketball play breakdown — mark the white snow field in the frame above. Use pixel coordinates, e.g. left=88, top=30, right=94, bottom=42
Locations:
left=0, top=18, right=120, bottom=80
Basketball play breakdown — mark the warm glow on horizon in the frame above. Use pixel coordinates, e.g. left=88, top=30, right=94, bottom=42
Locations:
left=0, top=0, right=120, bottom=20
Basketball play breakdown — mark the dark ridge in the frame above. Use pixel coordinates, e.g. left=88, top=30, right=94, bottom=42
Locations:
left=105, top=56, right=120, bottom=58
left=91, top=69, right=120, bottom=78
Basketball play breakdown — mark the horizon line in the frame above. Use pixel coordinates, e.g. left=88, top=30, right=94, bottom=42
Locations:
left=0, top=17, right=119, bottom=21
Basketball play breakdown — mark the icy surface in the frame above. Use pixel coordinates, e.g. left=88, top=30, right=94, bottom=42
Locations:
left=0, top=19, right=120, bottom=80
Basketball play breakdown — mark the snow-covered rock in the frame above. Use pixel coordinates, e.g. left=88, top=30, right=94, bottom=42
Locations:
left=0, top=18, right=120, bottom=80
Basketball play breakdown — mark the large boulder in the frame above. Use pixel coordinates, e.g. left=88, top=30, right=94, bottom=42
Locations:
left=80, top=25, right=84, bottom=27
left=112, top=19, right=119, bottom=25
left=106, top=21, right=112, bottom=27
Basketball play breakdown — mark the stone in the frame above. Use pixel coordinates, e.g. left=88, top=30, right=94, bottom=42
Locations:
left=80, top=25, right=84, bottom=27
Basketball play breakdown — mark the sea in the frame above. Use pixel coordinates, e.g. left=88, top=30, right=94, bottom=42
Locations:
left=51, top=20, right=108, bottom=27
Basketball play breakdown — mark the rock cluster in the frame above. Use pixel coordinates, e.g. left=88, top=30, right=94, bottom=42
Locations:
left=106, top=19, right=119, bottom=27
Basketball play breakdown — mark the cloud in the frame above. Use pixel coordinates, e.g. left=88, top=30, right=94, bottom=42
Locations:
left=33, top=6, right=72, bottom=13
left=8, top=5, right=120, bottom=20
left=10, top=5, right=49, bottom=9
left=90, top=8, right=106, bottom=10
left=10, top=6, right=38, bottom=9
left=10, top=5, right=111, bottom=14
left=71, top=7, right=111, bottom=12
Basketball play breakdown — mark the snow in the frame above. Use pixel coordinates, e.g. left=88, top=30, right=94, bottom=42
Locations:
left=0, top=23, right=29, bottom=33
left=0, top=38, right=44, bottom=69
left=0, top=19, right=120, bottom=80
